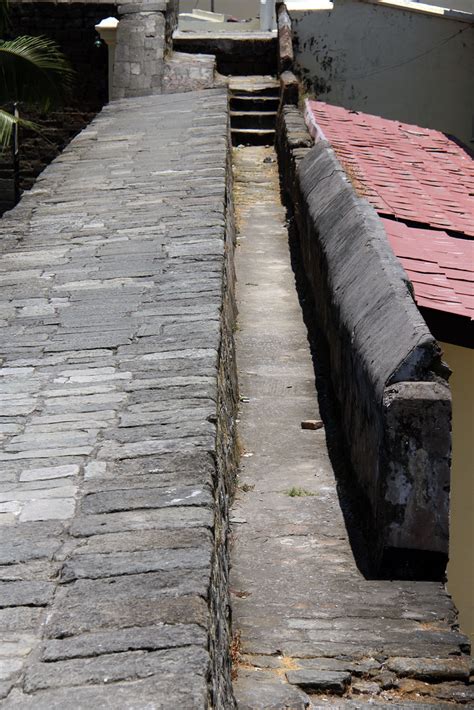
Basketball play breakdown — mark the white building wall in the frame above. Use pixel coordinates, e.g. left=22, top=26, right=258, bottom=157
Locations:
left=290, top=0, right=474, bottom=145
left=420, top=0, right=474, bottom=12
left=178, top=0, right=260, bottom=18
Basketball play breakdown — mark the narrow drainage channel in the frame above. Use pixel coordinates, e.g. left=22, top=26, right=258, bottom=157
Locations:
left=230, top=143, right=357, bottom=707
left=228, top=145, right=470, bottom=708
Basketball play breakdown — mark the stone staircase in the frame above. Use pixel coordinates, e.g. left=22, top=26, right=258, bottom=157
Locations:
left=229, top=76, right=279, bottom=146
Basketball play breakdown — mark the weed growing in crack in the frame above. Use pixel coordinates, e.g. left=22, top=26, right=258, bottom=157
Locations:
left=286, top=486, right=316, bottom=497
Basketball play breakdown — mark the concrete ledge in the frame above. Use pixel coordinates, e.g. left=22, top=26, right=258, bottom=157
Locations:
left=118, top=0, right=166, bottom=14
left=277, top=2, right=295, bottom=72
left=277, top=106, right=451, bottom=575
left=279, top=70, right=299, bottom=107
left=162, top=51, right=218, bottom=94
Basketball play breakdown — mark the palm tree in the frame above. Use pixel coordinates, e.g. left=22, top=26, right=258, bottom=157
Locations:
left=0, top=0, right=74, bottom=148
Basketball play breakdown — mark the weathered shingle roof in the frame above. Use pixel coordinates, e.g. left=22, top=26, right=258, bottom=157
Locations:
left=382, top=219, right=473, bottom=319
left=305, top=100, right=474, bottom=323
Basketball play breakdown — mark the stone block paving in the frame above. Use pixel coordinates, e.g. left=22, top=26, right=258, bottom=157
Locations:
left=0, top=89, right=230, bottom=707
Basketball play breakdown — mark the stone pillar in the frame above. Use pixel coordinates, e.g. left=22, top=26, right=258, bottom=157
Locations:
left=112, top=0, right=168, bottom=99
left=381, top=380, right=452, bottom=577
left=165, top=0, right=179, bottom=43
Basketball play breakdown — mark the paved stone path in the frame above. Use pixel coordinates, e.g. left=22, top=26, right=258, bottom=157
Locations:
left=0, top=89, right=235, bottom=708
left=230, top=146, right=472, bottom=709
left=1, top=87, right=472, bottom=710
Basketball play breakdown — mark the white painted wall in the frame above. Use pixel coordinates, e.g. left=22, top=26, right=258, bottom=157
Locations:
left=290, top=0, right=474, bottom=145
left=418, top=0, right=474, bottom=12
left=178, top=0, right=260, bottom=18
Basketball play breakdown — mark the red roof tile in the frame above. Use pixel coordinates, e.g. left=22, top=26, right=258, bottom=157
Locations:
left=383, top=219, right=473, bottom=319
left=305, top=100, right=474, bottom=238
left=304, top=101, right=474, bottom=322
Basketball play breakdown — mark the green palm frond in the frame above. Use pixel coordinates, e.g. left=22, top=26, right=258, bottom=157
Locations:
left=0, top=35, right=74, bottom=110
left=0, top=107, right=39, bottom=149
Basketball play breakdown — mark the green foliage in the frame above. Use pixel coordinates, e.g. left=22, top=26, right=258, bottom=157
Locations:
left=0, top=0, right=74, bottom=148
left=286, top=486, right=316, bottom=498
left=0, top=107, right=37, bottom=147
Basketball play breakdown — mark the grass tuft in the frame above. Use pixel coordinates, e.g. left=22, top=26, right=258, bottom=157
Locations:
left=286, top=486, right=316, bottom=497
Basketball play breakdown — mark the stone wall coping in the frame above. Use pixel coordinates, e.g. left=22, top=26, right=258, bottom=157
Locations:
left=277, top=105, right=451, bottom=569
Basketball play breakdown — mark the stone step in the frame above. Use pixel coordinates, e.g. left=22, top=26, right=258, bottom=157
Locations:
left=230, top=94, right=280, bottom=112
left=229, top=75, right=279, bottom=96
left=230, top=110, right=277, bottom=130
left=231, top=128, right=275, bottom=146
left=173, top=36, right=278, bottom=76
left=230, top=86, right=279, bottom=98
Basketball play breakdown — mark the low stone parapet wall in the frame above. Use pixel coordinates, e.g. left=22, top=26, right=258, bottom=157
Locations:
left=172, top=31, right=278, bottom=76
left=277, top=106, right=452, bottom=577
left=276, top=1, right=294, bottom=73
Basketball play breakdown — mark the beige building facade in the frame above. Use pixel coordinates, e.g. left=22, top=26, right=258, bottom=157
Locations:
left=442, top=342, right=474, bottom=644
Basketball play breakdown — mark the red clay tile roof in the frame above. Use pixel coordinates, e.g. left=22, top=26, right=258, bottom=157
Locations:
left=305, top=100, right=474, bottom=238
left=382, top=219, right=474, bottom=319
left=304, top=100, right=474, bottom=322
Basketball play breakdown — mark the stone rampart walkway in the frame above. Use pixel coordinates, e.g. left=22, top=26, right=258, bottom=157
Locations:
left=1, top=83, right=472, bottom=710
left=0, top=89, right=234, bottom=708
left=230, top=146, right=472, bottom=709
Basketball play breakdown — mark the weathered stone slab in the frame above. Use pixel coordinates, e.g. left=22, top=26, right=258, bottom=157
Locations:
left=163, top=52, right=218, bottom=94
left=71, top=527, right=212, bottom=555
left=3, top=675, right=208, bottom=710
left=25, top=646, right=209, bottom=692
left=41, top=623, right=207, bottom=661
left=286, top=669, right=351, bottom=694
left=60, top=547, right=211, bottom=582
left=386, top=656, right=471, bottom=681
left=70, top=506, right=214, bottom=537
left=0, top=522, right=64, bottom=564
left=60, top=566, right=210, bottom=600
left=80, top=484, right=212, bottom=515
left=234, top=671, right=311, bottom=710
left=0, top=608, right=43, bottom=633
left=81, top=469, right=213, bottom=492
left=310, top=702, right=457, bottom=709
left=0, top=582, right=54, bottom=608
left=45, top=594, right=209, bottom=639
